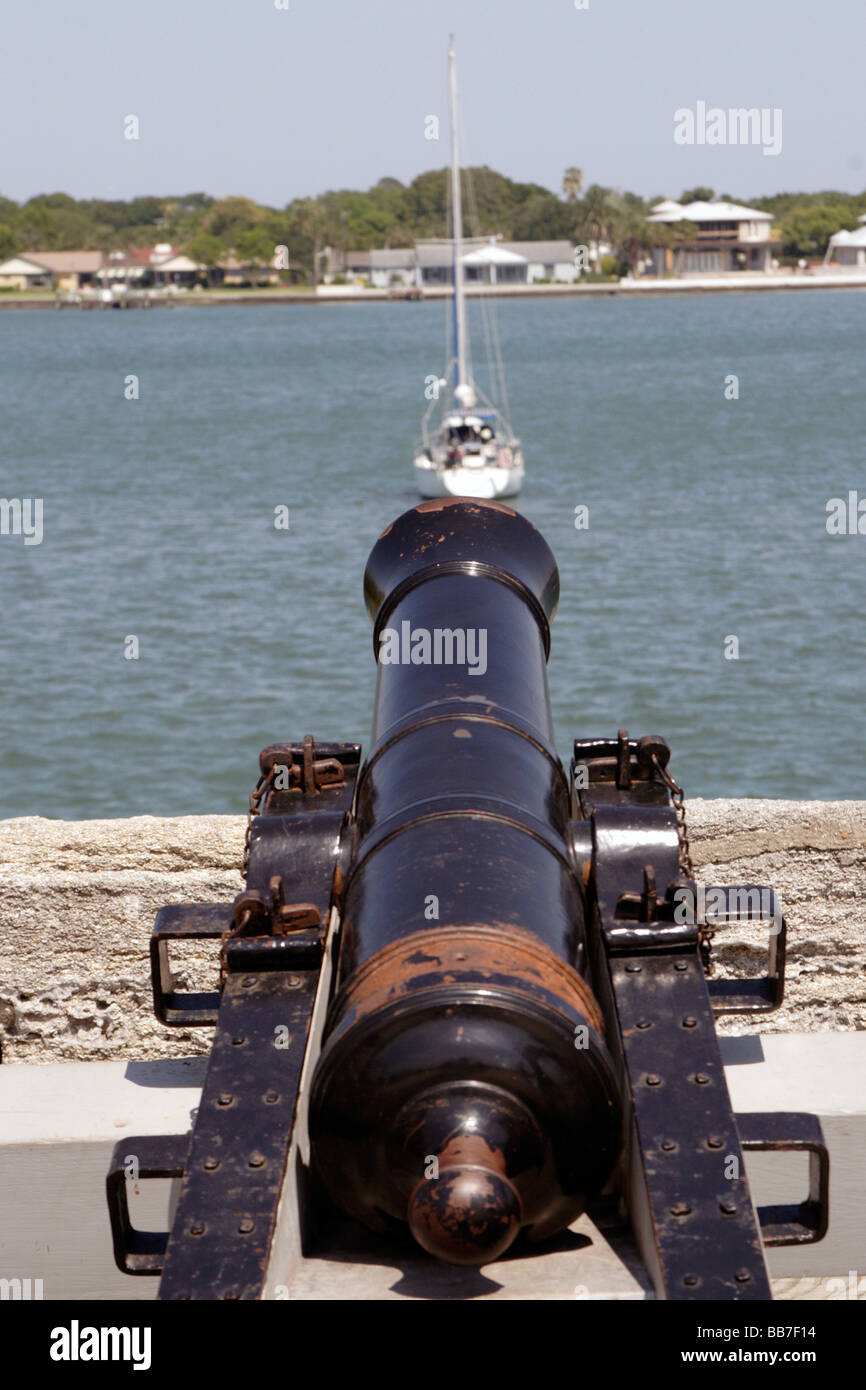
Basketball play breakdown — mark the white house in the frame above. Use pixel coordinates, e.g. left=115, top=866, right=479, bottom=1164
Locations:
left=826, top=214, right=866, bottom=269
left=503, top=241, right=579, bottom=283
left=0, top=255, right=53, bottom=289
left=646, top=200, right=778, bottom=274
left=323, top=237, right=578, bottom=288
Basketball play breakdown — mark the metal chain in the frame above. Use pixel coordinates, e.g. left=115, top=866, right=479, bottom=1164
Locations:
left=650, top=754, right=714, bottom=974
left=242, top=766, right=275, bottom=878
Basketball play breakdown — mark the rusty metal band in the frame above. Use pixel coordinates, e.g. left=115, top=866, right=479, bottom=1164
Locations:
left=371, top=560, right=552, bottom=659
left=331, top=923, right=606, bottom=1039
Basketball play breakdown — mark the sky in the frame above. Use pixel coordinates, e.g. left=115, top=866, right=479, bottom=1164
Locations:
left=1, top=0, right=863, bottom=207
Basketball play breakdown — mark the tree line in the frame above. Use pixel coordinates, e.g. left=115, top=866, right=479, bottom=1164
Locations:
left=1, top=171, right=864, bottom=280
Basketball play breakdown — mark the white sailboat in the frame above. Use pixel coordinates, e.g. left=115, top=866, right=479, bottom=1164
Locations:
left=413, top=39, right=525, bottom=500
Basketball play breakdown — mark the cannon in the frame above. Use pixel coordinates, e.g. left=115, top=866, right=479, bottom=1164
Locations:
left=107, top=498, right=828, bottom=1298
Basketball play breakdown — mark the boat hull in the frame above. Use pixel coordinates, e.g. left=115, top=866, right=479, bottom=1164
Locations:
left=413, top=455, right=525, bottom=500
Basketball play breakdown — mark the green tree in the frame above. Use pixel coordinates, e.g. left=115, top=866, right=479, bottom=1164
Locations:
left=511, top=193, right=573, bottom=240
left=0, top=223, right=17, bottom=260
left=680, top=186, right=715, bottom=204
left=186, top=231, right=224, bottom=285
left=780, top=205, right=856, bottom=260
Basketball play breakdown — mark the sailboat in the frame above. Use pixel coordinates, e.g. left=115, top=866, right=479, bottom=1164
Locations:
left=413, top=39, right=525, bottom=500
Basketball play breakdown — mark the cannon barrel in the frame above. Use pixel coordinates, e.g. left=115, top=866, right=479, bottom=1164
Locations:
left=309, top=499, right=621, bottom=1265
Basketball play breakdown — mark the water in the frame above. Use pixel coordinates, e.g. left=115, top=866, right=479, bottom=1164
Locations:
left=1, top=290, right=864, bottom=818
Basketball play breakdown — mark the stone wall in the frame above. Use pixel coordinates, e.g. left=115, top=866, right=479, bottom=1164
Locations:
left=1, top=800, right=864, bottom=1064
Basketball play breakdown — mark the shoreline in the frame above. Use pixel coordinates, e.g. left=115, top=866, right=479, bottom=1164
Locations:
left=2, top=272, right=866, bottom=309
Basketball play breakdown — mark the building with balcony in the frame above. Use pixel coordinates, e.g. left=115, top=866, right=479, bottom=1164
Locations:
left=646, top=200, right=779, bottom=275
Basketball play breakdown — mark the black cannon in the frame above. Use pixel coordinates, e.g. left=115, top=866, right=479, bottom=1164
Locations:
left=107, top=498, right=828, bottom=1298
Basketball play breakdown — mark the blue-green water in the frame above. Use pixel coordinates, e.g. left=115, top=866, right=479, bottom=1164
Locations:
left=1, top=291, right=864, bottom=818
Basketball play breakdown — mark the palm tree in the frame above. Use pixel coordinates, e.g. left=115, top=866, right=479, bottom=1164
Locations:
left=575, top=184, right=615, bottom=262
left=562, top=167, right=584, bottom=202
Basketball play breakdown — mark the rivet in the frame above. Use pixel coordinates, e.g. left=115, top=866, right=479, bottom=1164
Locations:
left=636, top=1020, right=652, bottom=1030
left=707, top=1136, right=724, bottom=1148
left=674, top=961, right=688, bottom=972
left=682, top=1016, right=697, bottom=1029
left=264, top=1090, right=280, bottom=1105
left=670, top=1202, right=691, bottom=1217
left=231, top=1036, right=246, bottom=1046
left=735, top=1269, right=752, bottom=1284
left=720, top=1201, right=737, bottom=1215
left=217, top=1093, right=234, bottom=1107
left=203, top=1157, right=220, bottom=1171
left=238, top=1217, right=255, bottom=1234
left=683, top=1274, right=699, bottom=1287
left=625, top=963, right=641, bottom=973
left=661, top=1140, right=677, bottom=1152
left=242, top=977, right=256, bottom=988
left=695, top=1073, right=710, bottom=1085
left=190, top=1221, right=205, bottom=1236
left=286, top=975, right=302, bottom=989
left=249, top=1152, right=265, bottom=1168
left=646, top=1073, right=661, bottom=1087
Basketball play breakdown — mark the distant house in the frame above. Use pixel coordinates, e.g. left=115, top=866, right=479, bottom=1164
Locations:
left=646, top=200, right=779, bottom=274
left=0, top=255, right=54, bottom=290
left=504, top=241, right=579, bottom=283
left=324, top=237, right=577, bottom=288
left=28, top=251, right=104, bottom=291
left=0, top=251, right=105, bottom=290
left=95, top=244, right=202, bottom=288
left=368, top=249, right=415, bottom=288
left=826, top=214, right=866, bottom=269
left=96, top=248, right=159, bottom=287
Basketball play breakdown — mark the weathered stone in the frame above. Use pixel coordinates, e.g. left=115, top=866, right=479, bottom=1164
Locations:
left=0, top=802, right=863, bottom=1063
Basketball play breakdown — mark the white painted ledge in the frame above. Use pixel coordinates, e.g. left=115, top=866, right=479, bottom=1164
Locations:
left=1, top=1036, right=863, bottom=1301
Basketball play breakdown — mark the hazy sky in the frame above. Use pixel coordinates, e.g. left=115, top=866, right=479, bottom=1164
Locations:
left=2, top=0, right=863, bottom=206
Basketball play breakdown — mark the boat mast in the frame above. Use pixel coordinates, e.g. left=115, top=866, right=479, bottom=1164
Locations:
left=448, top=37, right=469, bottom=398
